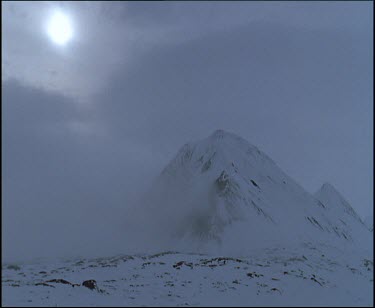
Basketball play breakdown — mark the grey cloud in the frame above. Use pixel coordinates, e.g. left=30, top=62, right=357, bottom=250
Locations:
left=2, top=2, right=372, bottom=262
left=94, top=17, right=372, bottom=217
left=4, top=1, right=371, bottom=101
left=2, top=80, right=162, bottom=262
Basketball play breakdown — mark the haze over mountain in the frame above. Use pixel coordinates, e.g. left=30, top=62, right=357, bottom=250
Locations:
left=3, top=2, right=372, bottom=305
left=3, top=1, right=372, bottom=266
left=3, top=130, right=372, bottom=306
left=128, top=130, right=371, bottom=255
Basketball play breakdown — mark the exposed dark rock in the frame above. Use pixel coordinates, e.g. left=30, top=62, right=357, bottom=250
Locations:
left=35, top=282, right=55, bottom=288
left=42, top=278, right=80, bottom=287
left=149, top=251, right=179, bottom=259
left=82, top=279, right=97, bottom=290
left=310, top=277, right=323, bottom=286
left=200, top=257, right=245, bottom=267
left=7, top=264, right=21, bottom=271
left=201, top=159, right=212, bottom=172
left=215, top=171, right=229, bottom=192
left=247, top=272, right=263, bottom=278
left=270, top=287, right=282, bottom=294
left=46, top=279, right=72, bottom=285
left=250, top=180, right=259, bottom=188
left=173, top=261, right=193, bottom=269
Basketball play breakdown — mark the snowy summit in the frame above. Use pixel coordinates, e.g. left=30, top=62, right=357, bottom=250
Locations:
left=138, top=129, right=370, bottom=253
left=2, top=130, right=373, bottom=306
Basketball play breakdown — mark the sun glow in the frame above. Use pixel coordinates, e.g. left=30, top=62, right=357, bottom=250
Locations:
left=47, top=11, right=73, bottom=46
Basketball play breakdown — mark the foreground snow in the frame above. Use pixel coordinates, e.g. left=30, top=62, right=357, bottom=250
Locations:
left=2, top=243, right=373, bottom=307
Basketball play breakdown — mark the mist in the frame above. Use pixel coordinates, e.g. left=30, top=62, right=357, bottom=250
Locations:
left=1, top=80, right=163, bottom=262
left=2, top=1, right=372, bottom=263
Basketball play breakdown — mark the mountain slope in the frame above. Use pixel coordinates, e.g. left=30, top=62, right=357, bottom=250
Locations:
left=3, top=129, right=373, bottom=306
left=314, top=183, right=368, bottom=239
left=314, top=183, right=364, bottom=225
left=364, top=215, right=373, bottom=232
left=138, top=130, right=370, bottom=252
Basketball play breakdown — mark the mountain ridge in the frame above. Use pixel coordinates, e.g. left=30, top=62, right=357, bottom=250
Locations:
left=138, top=129, right=370, bottom=252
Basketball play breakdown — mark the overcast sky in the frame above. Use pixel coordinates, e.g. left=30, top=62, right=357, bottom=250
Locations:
left=2, top=1, right=373, bottom=261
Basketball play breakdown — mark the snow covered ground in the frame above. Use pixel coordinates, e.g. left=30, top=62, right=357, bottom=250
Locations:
left=2, top=242, right=373, bottom=306
left=3, top=130, right=372, bottom=306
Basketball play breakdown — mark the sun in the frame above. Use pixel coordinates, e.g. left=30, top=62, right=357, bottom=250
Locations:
left=47, top=11, right=73, bottom=46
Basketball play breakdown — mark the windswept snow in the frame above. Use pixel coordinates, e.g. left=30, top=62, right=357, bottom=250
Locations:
left=2, top=244, right=373, bottom=306
left=132, top=130, right=371, bottom=253
left=314, top=182, right=365, bottom=225
left=364, top=215, right=374, bottom=232
left=2, top=130, right=373, bottom=306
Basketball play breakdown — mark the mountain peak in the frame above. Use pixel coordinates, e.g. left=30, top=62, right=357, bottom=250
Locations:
left=317, top=182, right=348, bottom=203
left=320, top=182, right=338, bottom=193
left=208, top=129, right=247, bottom=144
left=315, top=182, right=363, bottom=224
left=148, top=131, right=369, bottom=247
left=210, top=129, right=226, bottom=139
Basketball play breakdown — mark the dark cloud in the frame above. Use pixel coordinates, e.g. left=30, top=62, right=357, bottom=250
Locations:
left=94, top=19, right=372, bottom=218
left=2, top=80, right=161, bottom=262
left=2, top=2, right=372, bottom=261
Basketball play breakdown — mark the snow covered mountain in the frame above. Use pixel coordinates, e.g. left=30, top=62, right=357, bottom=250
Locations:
left=364, top=215, right=374, bottom=232
left=314, top=183, right=369, bottom=238
left=314, top=182, right=364, bottom=225
left=138, top=129, right=370, bottom=252
left=3, top=129, right=372, bottom=306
